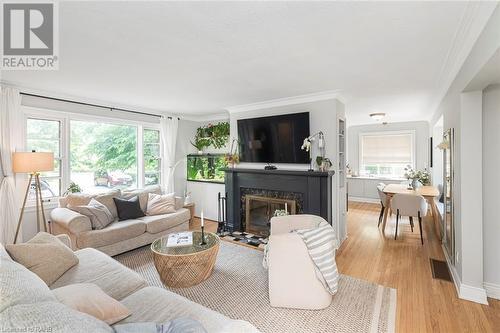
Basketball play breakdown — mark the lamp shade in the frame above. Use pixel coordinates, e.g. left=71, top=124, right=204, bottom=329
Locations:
left=12, top=152, right=54, bottom=173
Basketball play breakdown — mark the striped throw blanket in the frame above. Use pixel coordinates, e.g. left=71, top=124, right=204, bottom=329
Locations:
left=296, top=221, right=339, bottom=295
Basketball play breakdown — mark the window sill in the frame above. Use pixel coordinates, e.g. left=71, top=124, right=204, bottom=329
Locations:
left=187, top=179, right=225, bottom=185
left=24, top=200, right=59, bottom=213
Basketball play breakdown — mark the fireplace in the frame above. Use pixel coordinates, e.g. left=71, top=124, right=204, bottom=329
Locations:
left=245, top=195, right=296, bottom=237
left=223, top=168, right=334, bottom=232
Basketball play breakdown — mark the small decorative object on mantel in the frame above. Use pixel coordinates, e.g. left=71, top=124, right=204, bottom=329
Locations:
left=316, top=156, right=332, bottom=172
left=224, top=139, right=240, bottom=168
left=190, top=122, right=230, bottom=153
left=301, top=131, right=325, bottom=171
left=63, top=182, right=82, bottom=196
left=404, top=165, right=431, bottom=189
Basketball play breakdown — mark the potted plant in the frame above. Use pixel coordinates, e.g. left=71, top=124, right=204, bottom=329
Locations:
left=316, top=156, right=332, bottom=171
left=224, top=139, right=240, bottom=168
left=191, top=122, right=230, bottom=153
left=404, top=166, right=430, bottom=189
left=63, top=182, right=82, bottom=196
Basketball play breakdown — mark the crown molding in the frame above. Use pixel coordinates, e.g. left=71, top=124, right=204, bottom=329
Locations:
left=225, top=90, right=345, bottom=114
left=181, top=112, right=229, bottom=122
left=428, top=1, right=498, bottom=121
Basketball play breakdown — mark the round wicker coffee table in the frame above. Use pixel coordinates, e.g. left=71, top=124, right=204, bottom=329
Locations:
left=151, top=231, right=219, bottom=288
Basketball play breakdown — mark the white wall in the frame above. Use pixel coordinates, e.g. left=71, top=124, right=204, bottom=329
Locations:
left=229, top=99, right=343, bottom=170
left=431, top=117, right=444, bottom=187
left=482, top=84, right=500, bottom=295
left=173, top=119, right=199, bottom=197
left=429, top=4, right=500, bottom=304
left=179, top=118, right=229, bottom=221
left=347, top=121, right=430, bottom=175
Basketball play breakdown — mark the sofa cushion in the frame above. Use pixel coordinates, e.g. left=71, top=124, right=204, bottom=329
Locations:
left=0, top=301, right=113, bottom=333
left=0, top=257, right=56, bottom=312
left=146, top=192, right=176, bottom=216
left=95, top=189, right=121, bottom=218
left=50, top=248, right=146, bottom=300
left=77, top=219, right=146, bottom=249
left=121, top=185, right=162, bottom=212
left=118, top=287, right=259, bottom=333
left=139, top=208, right=190, bottom=234
left=64, top=190, right=121, bottom=218
left=52, top=283, right=131, bottom=325
left=6, top=232, right=79, bottom=285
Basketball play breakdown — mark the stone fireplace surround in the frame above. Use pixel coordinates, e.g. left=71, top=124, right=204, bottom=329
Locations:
left=223, top=168, right=334, bottom=233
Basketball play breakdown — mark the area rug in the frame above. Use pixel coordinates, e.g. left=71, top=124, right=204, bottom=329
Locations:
left=115, top=241, right=396, bottom=333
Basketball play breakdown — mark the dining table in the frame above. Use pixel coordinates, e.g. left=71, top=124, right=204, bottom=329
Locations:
left=381, top=184, right=441, bottom=239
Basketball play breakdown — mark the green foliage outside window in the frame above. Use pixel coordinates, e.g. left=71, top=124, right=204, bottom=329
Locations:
left=187, top=154, right=227, bottom=183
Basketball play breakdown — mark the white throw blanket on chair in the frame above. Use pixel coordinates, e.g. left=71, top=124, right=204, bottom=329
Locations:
left=296, top=221, right=339, bottom=295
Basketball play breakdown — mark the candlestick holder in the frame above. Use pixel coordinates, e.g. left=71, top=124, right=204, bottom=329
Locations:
left=200, top=225, right=207, bottom=246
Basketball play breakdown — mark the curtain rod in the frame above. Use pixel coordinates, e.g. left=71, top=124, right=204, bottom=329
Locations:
left=20, top=92, right=179, bottom=120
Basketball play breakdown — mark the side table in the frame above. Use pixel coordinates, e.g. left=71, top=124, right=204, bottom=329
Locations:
left=183, top=202, right=195, bottom=225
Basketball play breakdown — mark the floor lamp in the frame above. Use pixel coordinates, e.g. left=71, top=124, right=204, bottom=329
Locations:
left=12, top=151, right=54, bottom=244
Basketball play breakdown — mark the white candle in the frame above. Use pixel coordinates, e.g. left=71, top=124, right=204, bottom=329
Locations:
left=285, top=202, right=288, bottom=212
left=201, top=210, right=204, bottom=227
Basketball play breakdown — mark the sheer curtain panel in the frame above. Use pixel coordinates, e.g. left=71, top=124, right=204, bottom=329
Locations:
left=0, top=86, right=21, bottom=244
left=160, top=116, right=179, bottom=193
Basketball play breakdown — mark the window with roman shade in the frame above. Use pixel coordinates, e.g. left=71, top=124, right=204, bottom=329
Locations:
left=359, top=131, right=415, bottom=178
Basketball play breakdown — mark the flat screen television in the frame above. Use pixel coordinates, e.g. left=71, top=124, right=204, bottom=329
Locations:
left=237, top=112, right=310, bottom=164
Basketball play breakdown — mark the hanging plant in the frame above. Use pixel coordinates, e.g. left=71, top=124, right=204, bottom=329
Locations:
left=191, top=122, right=230, bottom=151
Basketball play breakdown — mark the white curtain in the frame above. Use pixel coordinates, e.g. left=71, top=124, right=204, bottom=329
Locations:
left=0, top=86, right=21, bottom=244
left=160, top=116, right=179, bottom=194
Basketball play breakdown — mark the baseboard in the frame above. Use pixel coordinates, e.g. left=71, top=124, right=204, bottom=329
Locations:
left=484, top=282, right=500, bottom=300
left=348, top=196, right=380, bottom=204
left=441, top=244, right=489, bottom=305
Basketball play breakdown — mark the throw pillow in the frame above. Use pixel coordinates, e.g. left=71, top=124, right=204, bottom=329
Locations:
left=72, top=198, right=114, bottom=230
left=113, top=196, right=145, bottom=221
left=6, top=232, right=79, bottom=286
left=94, top=189, right=121, bottom=219
left=52, top=283, right=131, bottom=325
left=146, top=192, right=176, bottom=215
left=121, top=185, right=162, bottom=212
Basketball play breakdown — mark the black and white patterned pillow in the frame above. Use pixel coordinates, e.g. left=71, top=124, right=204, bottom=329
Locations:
left=73, top=198, right=114, bottom=230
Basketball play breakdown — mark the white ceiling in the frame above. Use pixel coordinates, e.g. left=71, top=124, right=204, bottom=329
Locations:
left=1, top=1, right=496, bottom=125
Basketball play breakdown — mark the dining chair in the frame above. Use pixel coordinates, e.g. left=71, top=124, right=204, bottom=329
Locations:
left=391, top=193, right=428, bottom=244
left=376, top=183, right=388, bottom=227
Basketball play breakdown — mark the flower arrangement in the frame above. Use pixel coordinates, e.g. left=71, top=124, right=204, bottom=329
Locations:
left=191, top=122, right=230, bottom=152
left=301, top=138, right=312, bottom=152
left=273, top=209, right=289, bottom=217
left=224, top=139, right=240, bottom=167
left=404, top=166, right=431, bottom=186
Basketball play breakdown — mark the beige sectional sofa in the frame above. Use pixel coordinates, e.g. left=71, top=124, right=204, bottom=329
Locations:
left=0, top=235, right=260, bottom=333
left=50, top=185, right=190, bottom=256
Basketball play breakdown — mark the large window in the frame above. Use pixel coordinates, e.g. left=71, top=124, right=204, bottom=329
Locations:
left=143, top=129, right=161, bottom=186
left=26, top=118, right=62, bottom=199
left=26, top=112, right=162, bottom=198
left=359, top=131, right=415, bottom=178
left=71, top=120, right=138, bottom=193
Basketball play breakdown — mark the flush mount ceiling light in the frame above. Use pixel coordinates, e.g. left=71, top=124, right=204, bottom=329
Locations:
left=369, top=112, right=386, bottom=121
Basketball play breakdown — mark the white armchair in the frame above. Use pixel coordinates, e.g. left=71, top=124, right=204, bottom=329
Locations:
left=267, top=214, right=333, bottom=310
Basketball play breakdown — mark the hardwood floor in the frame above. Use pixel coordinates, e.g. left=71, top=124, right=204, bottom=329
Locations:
left=337, top=201, right=500, bottom=333
left=191, top=203, right=500, bottom=332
